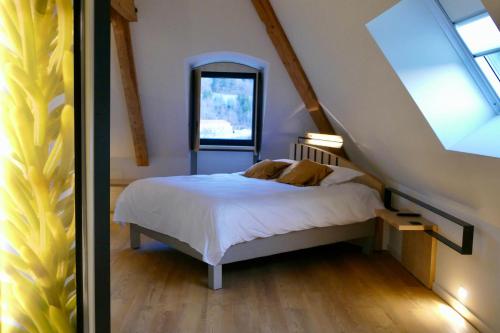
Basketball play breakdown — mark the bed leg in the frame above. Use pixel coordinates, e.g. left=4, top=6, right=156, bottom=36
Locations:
left=130, top=224, right=141, bottom=249
left=208, top=264, right=222, bottom=290
left=362, top=236, right=374, bottom=255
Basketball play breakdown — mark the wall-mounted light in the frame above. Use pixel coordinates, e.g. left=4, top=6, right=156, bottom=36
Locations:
left=438, top=304, right=466, bottom=328
left=298, top=132, right=344, bottom=149
left=436, top=287, right=476, bottom=330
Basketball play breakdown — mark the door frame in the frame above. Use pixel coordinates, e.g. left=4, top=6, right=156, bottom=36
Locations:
left=81, top=0, right=111, bottom=331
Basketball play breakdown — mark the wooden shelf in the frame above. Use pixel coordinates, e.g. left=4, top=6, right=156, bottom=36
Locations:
left=375, top=209, right=434, bottom=231
left=376, top=208, right=437, bottom=288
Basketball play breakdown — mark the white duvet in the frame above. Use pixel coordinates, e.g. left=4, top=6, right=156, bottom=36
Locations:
left=113, top=173, right=383, bottom=265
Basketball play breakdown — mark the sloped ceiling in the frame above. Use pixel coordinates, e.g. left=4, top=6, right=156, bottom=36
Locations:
left=270, top=0, right=500, bottom=228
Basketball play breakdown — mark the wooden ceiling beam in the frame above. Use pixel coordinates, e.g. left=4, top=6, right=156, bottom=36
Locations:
left=251, top=0, right=347, bottom=158
left=111, top=0, right=137, bottom=22
left=111, top=8, right=149, bottom=166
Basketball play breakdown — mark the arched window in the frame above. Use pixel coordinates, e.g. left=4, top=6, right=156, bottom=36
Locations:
left=190, top=62, right=263, bottom=153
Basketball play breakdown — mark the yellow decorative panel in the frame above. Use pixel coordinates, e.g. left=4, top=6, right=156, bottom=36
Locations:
left=0, top=0, right=76, bottom=332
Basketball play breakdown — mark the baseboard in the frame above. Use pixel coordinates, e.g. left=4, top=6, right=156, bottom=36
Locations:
left=433, top=283, right=493, bottom=333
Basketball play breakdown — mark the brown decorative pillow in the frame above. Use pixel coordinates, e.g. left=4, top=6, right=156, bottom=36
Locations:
left=243, top=160, right=291, bottom=180
left=277, top=159, right=333, bottom=186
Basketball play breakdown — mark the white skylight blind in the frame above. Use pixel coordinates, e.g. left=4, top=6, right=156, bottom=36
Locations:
left=456, top=14, right=500, bottom=55
left=456, top=13, right=500, bottom=98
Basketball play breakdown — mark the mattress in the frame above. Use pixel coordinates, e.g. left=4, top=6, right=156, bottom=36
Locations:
left=113, top=173, right=383, bottom=265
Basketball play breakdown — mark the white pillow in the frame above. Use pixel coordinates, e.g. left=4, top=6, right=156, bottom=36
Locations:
left=320, top=165, right=364, bottom=187
left=273, top=159, right=296, bottom=164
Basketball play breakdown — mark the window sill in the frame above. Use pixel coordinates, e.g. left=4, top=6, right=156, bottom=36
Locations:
left=199, top=145, right=255, bottom=152
left=451, top=115, right=500, bottom=158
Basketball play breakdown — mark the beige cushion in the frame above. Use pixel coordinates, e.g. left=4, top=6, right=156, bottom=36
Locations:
left=243, top=160, right=291, bottom=180
left=277, top=159, right=333, bottom=186
left=276, top=159, right=299, bottom=178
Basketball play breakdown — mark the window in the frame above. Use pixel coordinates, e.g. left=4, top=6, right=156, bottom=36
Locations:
left=200, top=72, right=256, bottom=145
left=367, top=0, right=500, bottom=158
left=455, top=13, right=500, bottom=98
left=435, top=0, right=500, bottom=112
left=191, top=65, right=262, bottom=151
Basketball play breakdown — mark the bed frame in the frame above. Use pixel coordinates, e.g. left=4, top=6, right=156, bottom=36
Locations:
left=128, top=144, right=384, bottom=289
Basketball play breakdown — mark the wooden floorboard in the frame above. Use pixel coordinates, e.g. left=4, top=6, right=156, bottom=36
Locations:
left=111, top=222, right=477, bottom=333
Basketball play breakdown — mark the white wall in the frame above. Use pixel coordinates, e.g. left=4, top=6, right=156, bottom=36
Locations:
left=110, top=0, right=316, bottom=179
left=270, top=0, right=500, bottom=331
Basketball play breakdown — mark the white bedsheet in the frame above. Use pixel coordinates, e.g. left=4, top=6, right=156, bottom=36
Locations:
left=113, top=173, right=383, bottom=265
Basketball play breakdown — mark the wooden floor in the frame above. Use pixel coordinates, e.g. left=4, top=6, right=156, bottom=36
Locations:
left=111, top=222, right=477, bottom=333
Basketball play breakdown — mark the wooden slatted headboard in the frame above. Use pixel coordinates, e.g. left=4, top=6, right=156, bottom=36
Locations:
left=290, top=143, right=384, bottom=196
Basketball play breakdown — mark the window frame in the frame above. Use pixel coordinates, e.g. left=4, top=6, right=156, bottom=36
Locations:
left=192, top=70, right=261, bottom=151
left=430, top=0, right=500, bottom=114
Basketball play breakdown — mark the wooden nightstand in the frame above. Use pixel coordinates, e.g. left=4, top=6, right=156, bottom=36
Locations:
left=375, top=209, right=437, bottom=289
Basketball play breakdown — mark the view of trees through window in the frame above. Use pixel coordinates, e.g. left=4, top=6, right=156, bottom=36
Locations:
left=200, top=76, right=255, bottom=140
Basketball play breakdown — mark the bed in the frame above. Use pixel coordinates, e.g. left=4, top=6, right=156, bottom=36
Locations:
left=114, top=144, right=385, bottom=289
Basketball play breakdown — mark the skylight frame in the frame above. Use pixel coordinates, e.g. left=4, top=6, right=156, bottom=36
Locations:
left=430, top=0, right=500, bottom=114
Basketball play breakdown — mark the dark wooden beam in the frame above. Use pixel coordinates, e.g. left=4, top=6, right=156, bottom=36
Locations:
left=111, top=0, right=137, bottom=22
left=111, top=8, right=149, bottom=166
left=251, top=0, right=346, bottom=158
left=252, top=0, right=347, bottom=157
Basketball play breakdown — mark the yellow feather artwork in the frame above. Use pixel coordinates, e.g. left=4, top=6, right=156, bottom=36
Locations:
left=0, top=0, right=76, bottom=332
